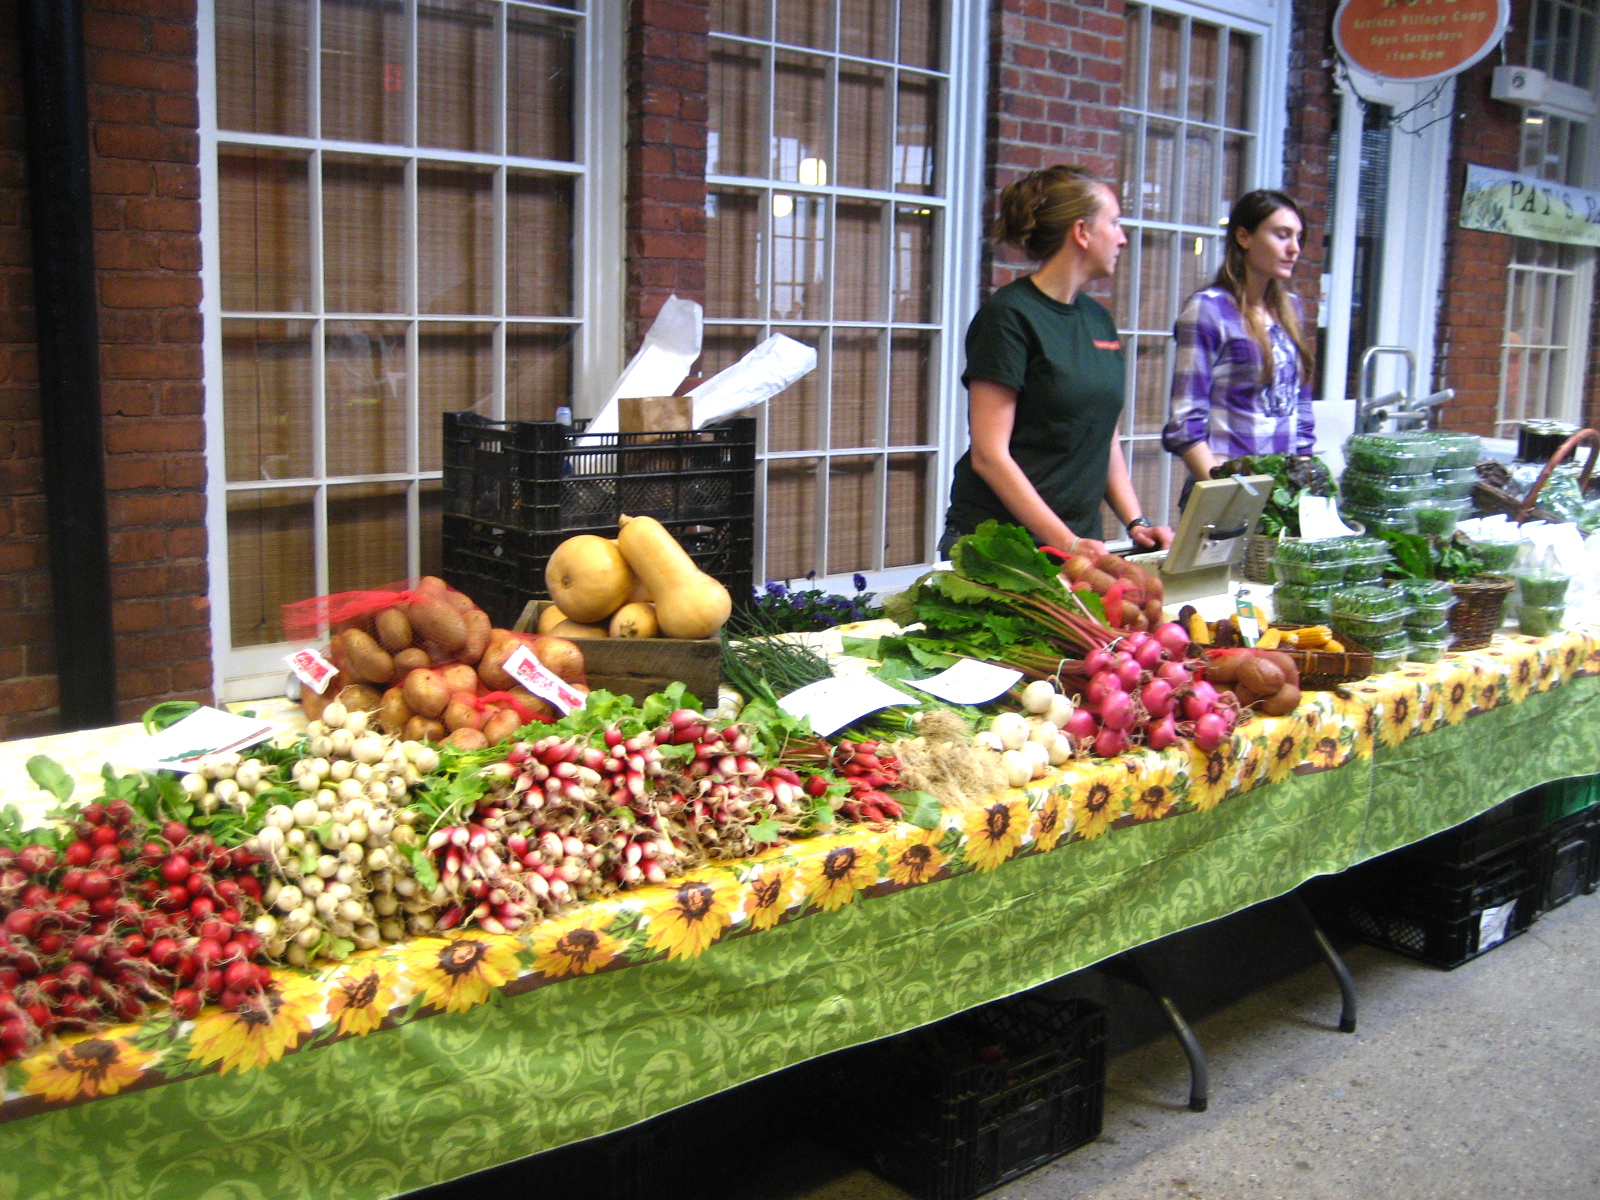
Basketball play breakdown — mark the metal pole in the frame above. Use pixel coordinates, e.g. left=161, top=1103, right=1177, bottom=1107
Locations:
left=17, top=0, right=117, bottom=729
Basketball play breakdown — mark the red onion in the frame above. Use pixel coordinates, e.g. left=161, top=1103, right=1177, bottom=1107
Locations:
left=1144, top=714, right=1179, bottom=750
left=1093, top=726, right=1128, bottom=757
left=1193, top=712, right=1229, bottom=752
left=1100, top=691, right=1136, bottom=731
left=1139, top=678, right=1175, bottom=719
left=1086, top=670, right=1124, bottom=706
left=1152, top=622, right=1191, bottom=657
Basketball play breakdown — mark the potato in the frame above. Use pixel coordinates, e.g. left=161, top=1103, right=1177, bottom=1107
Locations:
left=1260, top=650, right=1300, bottom=688
left=404, top=715, right=447, bottom=743
left=335, top=683, right=382, bottom=712
left=442, top=588, right=478, bottom=614
left=402, top=668, right=451, bottom=719
left=608, top=602, right=657, bottom=639
left=1094, top=553, right=1132, bottom=579
left=505, top=686, right=556, bottom=722
left=1120, top=600, right=1140, bottom=627
left=410, top=598, right=468, bottom=653
left=530, top=634, right=586, bottom=684
left=411, top=576, right=450, bottom=605
left=1237, top=655, right=1286, bottom=697
left=1260, top=684, right=1302, bottom=716
left=462, top=609, right=492, bottom=663
left=1143, top=598, right=1165, bottom=626
left=536, top=604, right=569, bottom=635
left=1082, top=568, right=1116, bottom=594
left=477, top=631, right=523, bottom=691
left=551, top=618, right=607, bottom=639
left=439, top=663, right=480, bottom=695
left=1204, top=650, right=1247, bottom=684
left=443, top=692, right=484, bottom=732
left=446, top=727, right=489, bottom=751
left=301, top=679, right=333, bottom=723
left=375, top=606, right=414, bottom=654
left=481, top=707, right=523, bottom=744
left=1062, top=555, right=1094, bottom=583
left=393, top=647, right=430, bottom=674
left=378, top=686, right=412, bottom=736
left=341, top=628, right=395, bottom=685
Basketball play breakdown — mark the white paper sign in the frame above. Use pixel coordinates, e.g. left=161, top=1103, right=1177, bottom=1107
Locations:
left=778, top=676, right=916, bottom=737
left=136, top=707, right=283, bottom=773
left=1478, top=901, right=1515, bottom=951
left=503, top=644, right=587, bottom=714
left=285, top=647, right=338, bottom=694
left=904, top=658, right=1023, bottom=705
left=1298, top=494, right=1358, bottom=541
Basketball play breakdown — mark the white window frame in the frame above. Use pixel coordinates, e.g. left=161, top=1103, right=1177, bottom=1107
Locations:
left=1113, top=0, right=1292, bottom=530
left=198, top=0, right=624, bottom=701
left=704, top=0, right=986, bottom=593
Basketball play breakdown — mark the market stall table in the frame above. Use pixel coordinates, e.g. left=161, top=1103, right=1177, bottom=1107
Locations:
left=3, top=630, right=1599, bottom=1200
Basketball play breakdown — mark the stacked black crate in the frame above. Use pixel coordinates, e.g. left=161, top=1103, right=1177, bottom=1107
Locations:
left=1533, top=775, right=1600, bottom=913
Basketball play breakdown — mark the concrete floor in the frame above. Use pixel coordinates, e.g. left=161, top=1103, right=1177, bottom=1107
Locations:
left=736, top=892, right=1600, bottom=1200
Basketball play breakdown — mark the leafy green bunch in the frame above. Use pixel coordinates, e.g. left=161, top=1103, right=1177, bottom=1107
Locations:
left=1377, top=531, right=1487, bottom=582
left=1211, top=454, right=1336, bottom=537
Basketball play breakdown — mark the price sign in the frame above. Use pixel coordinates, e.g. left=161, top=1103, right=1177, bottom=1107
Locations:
left=286, top=647, right=338, bottom=694
left=503, top=644, right=587, bottom=714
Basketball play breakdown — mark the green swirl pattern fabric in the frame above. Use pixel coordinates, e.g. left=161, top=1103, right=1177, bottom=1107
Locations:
left=2, top=629, right=1599, bottom=1200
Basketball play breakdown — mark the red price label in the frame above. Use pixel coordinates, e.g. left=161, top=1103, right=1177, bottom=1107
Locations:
left=503, top=645, right=586, bottom=714
left=286, top=647, right=338, bottom=694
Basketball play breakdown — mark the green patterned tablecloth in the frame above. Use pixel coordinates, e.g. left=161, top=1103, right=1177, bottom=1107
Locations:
left=3, top=643, right=1600, bottom=1200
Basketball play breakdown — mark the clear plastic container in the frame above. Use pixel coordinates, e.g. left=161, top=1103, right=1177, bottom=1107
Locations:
left=1341, top=470, right=1434, bottom=506
left=1413, top=500, right=1471, bottom=537
left=1273, top=581, right=1338, bottom=624
left=1361, top=628, right=1412, bottom=672
left=1513, top=570, right=1571, bottom=608
left=1424, top=432, right=1482, bottom=470
left=1470, top=539, right=1521, bottom=572
left=1404, top=615, right=1452, bottom=638
left=1519, top=603, right=1565, bottom=638
left=1428, top=466, right=1479, bottom=499
left=1396, top=578, right=1457, bottom=619
left=1408, top=631, right=1452, bottom=662
left=1342, top=504, right=1417, bottom=534
left=1271, top=538, right=1348, bottom=584
left=1346, top=434, right=1439, bottom=476
left=1331, top=584, right=1412, bottom=640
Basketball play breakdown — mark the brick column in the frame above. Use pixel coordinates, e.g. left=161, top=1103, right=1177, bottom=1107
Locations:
left=1283, top=0, right=1338, bottom=334
left=627, top=0, right=709, bottom=352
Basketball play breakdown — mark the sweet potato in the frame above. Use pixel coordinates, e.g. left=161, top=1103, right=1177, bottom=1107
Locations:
left=439, top=663, right=480, bottom=695
left=1260, top=650, right=1300, bottom=688
left=410, top=598, right=467, bottom=653
left=1203, top=649, right=1249, bottom=684
left=402, top=668, right=451, bottom=719
left=1260, top=684, right=1302, bottom=716
left=1237, top=656, right=1286, bottom=697
left=481, top=707, right=523, bottom=744
left=462, top=609, right=492, bottom=663
left=377, top=686, right=412, bottom=736
left=404, top=715, right=446, bottom=742
left=445, top=727, right=489, bottom=751
left=375, top=606, right=413, bottom=654
left=341, top=629, right=395, bottom=685
left=443, top=692, right=484, bottom=732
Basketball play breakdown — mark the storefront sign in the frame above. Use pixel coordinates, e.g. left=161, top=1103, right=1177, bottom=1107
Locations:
left=1459, top=163, right=1600, bottom=247
left=1335, top=0, right=1508, bottom=84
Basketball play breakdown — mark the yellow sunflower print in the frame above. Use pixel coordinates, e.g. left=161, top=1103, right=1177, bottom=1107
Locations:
left=1067, top=776, right=1123, bottom=841
left=1505, top=651, right=1538, bottom=703
left=1264, top=721, right=1310, bottom=784
left=962, top=798, right=1031, bottom=870
left=642, top=871, right=742, bottom=959
left=401, top=932, right=523, bottom=1013
left=799, top=840, right=879, bottom=911
left=1476, top=671, right=1502, bottom=712
left=23, top=1031, right=158, bottom=1103
left=1305, top=729, right=1348, bottom=771
left=743, top=862, right=799, bottom=930
left=1439, top=668, right=1475, bottom=724
left=1377, top=689, right=1419, bottom=749
left=187, top=971, right=321, bottom=1074
left=1127, top=764, right=1177, bottom=822
left=884, top=827, right=950, bottom=886
left=532, top=915, right=624, bottom=977
left=1186, top=736, right=1238, bottom=812
left=1334, top=696, right=1379, bottom=759
left=1231, top=737, right=1267, bottom=794
left=325, top=959, right=402, bottom=1037
left=1030, top=792, right=1071, bottom=852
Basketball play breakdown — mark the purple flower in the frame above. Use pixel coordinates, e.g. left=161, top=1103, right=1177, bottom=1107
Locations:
left=764, top=581, right=788, bottom=598
left=853, top=573, right=868, bottom=593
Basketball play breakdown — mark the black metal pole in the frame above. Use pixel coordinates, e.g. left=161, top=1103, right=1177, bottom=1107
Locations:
left=17, top=0, right=117, bottom=730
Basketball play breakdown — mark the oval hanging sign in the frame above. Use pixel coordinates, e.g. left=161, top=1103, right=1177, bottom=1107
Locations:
left=1335, top=0, right=1509, bottom=84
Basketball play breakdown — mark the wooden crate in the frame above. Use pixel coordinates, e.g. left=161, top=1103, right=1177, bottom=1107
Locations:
left=515, top=601, right=721, bottom=707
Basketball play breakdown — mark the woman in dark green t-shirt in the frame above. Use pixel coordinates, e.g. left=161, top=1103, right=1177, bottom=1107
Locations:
left=943, top=165, right=1173, bottom=558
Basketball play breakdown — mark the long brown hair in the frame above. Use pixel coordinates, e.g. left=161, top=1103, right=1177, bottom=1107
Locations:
left=1212, top=190, right=1314, bottom=383
left=992, top=165, right=1112, bottom=262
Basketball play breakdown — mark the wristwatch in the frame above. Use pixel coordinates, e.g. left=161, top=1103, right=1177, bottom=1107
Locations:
left=1125, top=516, right=1152, bottom=534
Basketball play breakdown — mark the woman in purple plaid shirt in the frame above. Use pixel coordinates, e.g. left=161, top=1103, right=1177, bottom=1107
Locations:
left=1162, top=190, right=1316, bottom=490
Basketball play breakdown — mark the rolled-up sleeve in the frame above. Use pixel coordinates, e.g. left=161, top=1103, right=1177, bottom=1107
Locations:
left=1161, top=294, right=1219, bottom=455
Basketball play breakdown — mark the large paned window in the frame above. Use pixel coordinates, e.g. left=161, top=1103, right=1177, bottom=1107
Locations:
left=1116, top=3, right=1258, bottom=526
left=705, top=0, right=955, bottom=583
left=205, top=0, right=614, bottom=694
left=1499, top=0, right=1597, bottom=430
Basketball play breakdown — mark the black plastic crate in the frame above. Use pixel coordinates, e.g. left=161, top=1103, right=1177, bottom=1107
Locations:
left=443, top=411, right=756, bottom=533
left=1542, top=774, right=1600, bottom=825
left=1330, top=885, right=1537, bottom=969
left=1350, top=843, right=1532, bottom=923
left=1390, top=789, right=1544, bottom=870
left=442, top=512, right=753, bottom=629
left=1535, top=807, right=1600, bottom=913
left=821, top=994, right=1106, bottom=1200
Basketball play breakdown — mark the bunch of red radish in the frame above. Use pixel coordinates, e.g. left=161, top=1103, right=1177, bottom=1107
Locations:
left=1060, top=622, right=1240, bottom=758
left=0, top=801, right=267, bottom=1063
left=825, top=740, right=903, bottom=824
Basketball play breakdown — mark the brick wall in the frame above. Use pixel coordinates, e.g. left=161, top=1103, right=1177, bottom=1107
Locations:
left=1432, top=22, right=1528, bottom=437
left=1282, top=0, right=1338, bottom=337
left=984, top=0, right=1125, bottom=294
left=626, top=0, right=708, bottom=350
left=0, top=0, right=212, bottom=737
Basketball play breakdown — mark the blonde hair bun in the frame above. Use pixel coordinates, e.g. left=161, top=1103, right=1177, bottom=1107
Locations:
left=994, top=164, right=1111, bottom=262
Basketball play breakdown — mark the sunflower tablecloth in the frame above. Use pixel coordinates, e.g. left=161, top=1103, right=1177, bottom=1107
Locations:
left=4, top=628, right=1600, bottom=1200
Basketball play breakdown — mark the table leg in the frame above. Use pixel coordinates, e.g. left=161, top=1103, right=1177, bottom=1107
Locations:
left=1288, top=891, right=1358, bottom=1033
left=1098, top=952, right=1210, bottom=1113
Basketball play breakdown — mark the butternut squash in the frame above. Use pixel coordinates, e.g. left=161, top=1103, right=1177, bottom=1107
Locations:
left=536, top=604, right=569, bottom=634
left=615, top=514, right=733, bottom=639
left=608, top=601, right=658, bottom=639
left=545, top=535, right=636, bottom=623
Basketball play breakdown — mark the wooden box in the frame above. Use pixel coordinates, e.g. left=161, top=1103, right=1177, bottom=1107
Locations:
left=515, top=600, right=722, bottom=707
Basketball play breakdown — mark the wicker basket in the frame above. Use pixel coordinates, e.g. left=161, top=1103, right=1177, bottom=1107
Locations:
left=1276, top=630, right=1374, bottom=689
left=1448, top=575, right=1514, bottom=650
left=1242, top=533, right=1277, bottom=584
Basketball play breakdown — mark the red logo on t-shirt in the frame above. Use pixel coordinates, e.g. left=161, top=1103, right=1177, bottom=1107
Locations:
left=1093, top=339, right=1122, bottom=350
